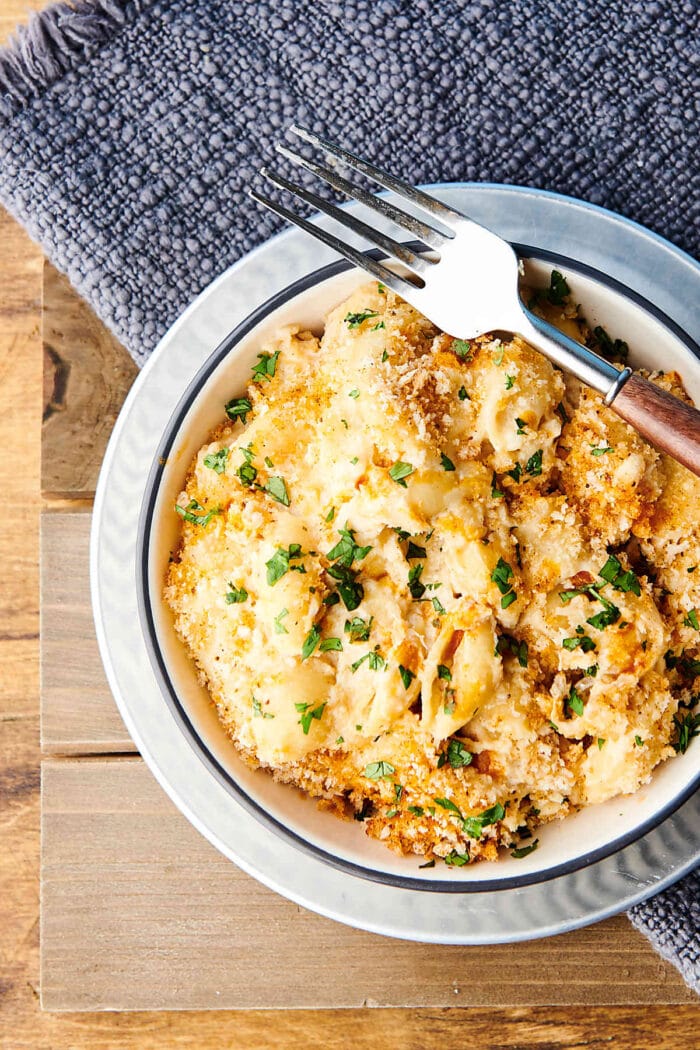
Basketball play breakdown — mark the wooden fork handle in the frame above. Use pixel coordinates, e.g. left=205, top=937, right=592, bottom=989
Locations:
left=611, top=373, right=700, bottom=477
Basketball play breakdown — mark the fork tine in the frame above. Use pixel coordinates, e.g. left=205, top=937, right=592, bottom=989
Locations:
left=260, top=166, right=434, bottom=278
left=289, top=124, right=467, bottom=231
left=276, top=143, right=447, bottom=251
left=248, top=187, right=419, bottom=296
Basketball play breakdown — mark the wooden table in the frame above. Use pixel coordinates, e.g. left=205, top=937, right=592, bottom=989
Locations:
left=0, top=3, right=697, bottom=1045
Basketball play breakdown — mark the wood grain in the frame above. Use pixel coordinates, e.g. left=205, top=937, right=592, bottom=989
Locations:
left=41, top=757, right=695, bottom=1013
left=40, top=512, right=135, bottom=754
left=613, top=372, right=700, bottom=477
left=42, top=264, right=137, bottom=498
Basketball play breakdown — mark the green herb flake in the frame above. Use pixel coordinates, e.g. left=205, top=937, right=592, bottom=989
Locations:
left=224, top=397, right=252, bottom=424
left=273, top=608, right=289, bottom=634
left=225, top=583, right=248, bottom=604
left=175, top=499, right=221, bottom=527
left=635, top=735, right=645, bottom=747
left=265, top=475, right=290, bottom=506
left=566, top=687, right=585, bottom=717
left=515, top=417, right=527, bottom=436
left=251, top=349, right=280, bottom=383
left=434, top=796, right=462, bottom=817
left=327, top=526, right=372, bottom=567
left=406, top=540, right=427, bottom=560
left=683, top=609, right=700, bottom=631
left=345, top=615, right=372, bottom=642
left=344, top=309, right=379, bottom=329
left=458, top=385, right=470, bottom=401
left=437, top=664, right=452, bottom=682
left=252, top=695, right=274, bottom=719
left=325, top=507, right=335, bottom=523
left=495, top=634, right=529, bottom=667
left=590, top=444, right=614, bottom=457
left=296, top=701, right=326, bottom=734
left=408, top=563, right=426, bottom=600
left=505, top=375, right=515, bottom=390
left=463, top=802, right=505, bottom=839
left=419, top=858, right=436, bottom=868
left=319, top=637, right=343, bottom=652
left=453, top=339, right=472, bottom=359
left=432, top=595, right=447, bottom=615
left=597, top=737, right=606, bottom=750
left=491, top=472, right=505, bottom=499
left=441, top=452, right=456, bottom=472
left=547, top=269, right=570, bottom=306
left=363, top=761, right=395, bottom=780
left=301, top=625, right=321, bottom=660
left=556, top=401, right=570, bottom=425
left=348, top=388, right=360, bottom=399
left=525, top=449, right=543, bottom=477
left=447, top=739, right=473, bottom=768
left=265, top=543, right=304, bottom=585
left=203, top=447, right=230, bottom=474
left=444, top=850, right=470, bottom=867
left=673, top=710, right=700, bottom=754
left=389, top=461, right=414, bottom=487
left=511, top=839, right=539, bottom=859
left=593, top=325, right=629, bottom=362
left=381, top=349, right=389, bottom=362
left=399, top=664, right=416, bottom=690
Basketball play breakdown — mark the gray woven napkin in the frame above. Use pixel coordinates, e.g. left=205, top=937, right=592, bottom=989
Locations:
left=1, top=0, right=697, bottom=990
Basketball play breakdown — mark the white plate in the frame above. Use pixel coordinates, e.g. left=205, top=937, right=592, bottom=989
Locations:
left=92, top=185, right=700, bottom=942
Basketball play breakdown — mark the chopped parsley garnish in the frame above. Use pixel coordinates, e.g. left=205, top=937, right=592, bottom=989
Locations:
left=556, top=401, right=570, bottom=425
left=493, top=345, right=504, bottom=366
left=511, top=839, right=539, bottom=859
left=389, top=460, right=414, bottom=487
left=444, top=850, right=470, bottom=867
left=597, top=737, right=606, bottom=750
left=495, top=634, right=528, bottom=667
left=295, top=701, right=326, bottom=734
left=458, top=385, right=470, bottom=401
left=593, top=325, right=629, bottom=362
left=673, top=710, right=700, bottom=753
left=399, top=665, right=415, bottom=690
left=446, top=739, right=473, bottom=768
left=419, top=858, right=436, bottom=868
left=406, top=540, right=427, bottom=560
left=437, top=664, right=452, bottom=681
left=325, top=507, right=335, bottom=523
left=525, top=449, right=543, bottom=477
left=348, top=388, right=360, bottom=399
left=441, top=452, right=456, bottom=472
left=585, top=663, right=599, bottom=677
left=586, top=599, right=620, bottom=631
left=203, top=447, right=230, bottom=474
left=547, top=269, right=570, bottom=305
left=491, top=472, right=505, bottom=499
left=434, top=796, right=462, bottom=816
left=408, top=805, right=424, bottom=816
left=372, top=321, right=386, bottom=331
left=345, top=615, right=372, bottom=642
left=408, top=563, right=426, bottom=599
left=344, top=309, right=379, bottom=329
left=634, top=735, right=645, bottom=747
left=175, top=499, right=221, bottom=527
left=463, top=803, right=505, bottom=839
left=301, top=625, right=321, bottom=660
left=491, top=557, right=517, bottom=608
left=394, top=783, right=403, bottom=800
left=453, top=338, right=472, bottom=359
left=224, top=397, right=252, bottom=424
left=319, top=637, right=343, bottom=652
left=599, top=554, right=641, bottom=595
left=590, top=444, right=614, bottom=457
left=666, top=651, right=700, bottom=677
left=327, top=563, right=364, bottom=610
left=265, top=476, right=290, bottom=506
left=566, top=686, right=585, bottom=717
left=252, top=696, right=274, bottom=719
left=265, top=457, right=274, bottom=468
left=235, top=444, right=257, bottom=487
left=562, top=634, right=596, bottom=653
left=363, top=761, right=395, bottom=779
left=327, top=526, right=371, bottom=567
left=432, top=595, right=446, bottom=615
left=322, top=592, right=340, bottom=607
left=505, top=375, right=515, bottom=390
left=265, top=543, right=305, bottom=585
left=683, top=609, right=699, bottom=631
left=515, top=417, right=527, bottom=435
left=377, top=283, right=386, bottom=293
left=351, top=648, right=387, bottom=672
left=506, top=462, right=522, bottom=483
left=273, top=608, right=289, bottom=634
left=224, top=582, right=248, bottom=604
left=251, top=349, right=280, bottom=382
left=381, top=349, right=389, bottom=362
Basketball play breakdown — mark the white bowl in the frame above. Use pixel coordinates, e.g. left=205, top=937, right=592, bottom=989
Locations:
left=137, top=249, right=700, bottom=892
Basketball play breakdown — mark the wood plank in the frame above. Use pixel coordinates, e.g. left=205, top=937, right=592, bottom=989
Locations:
left=40, top=757, right=695, bottom=1012
left=40, top=511, right=135, bottom=754
left=42, top=263, right=137, bottom=499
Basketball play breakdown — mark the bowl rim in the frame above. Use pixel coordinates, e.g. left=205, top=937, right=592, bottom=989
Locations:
left=137, top=243, right=700, bottom=894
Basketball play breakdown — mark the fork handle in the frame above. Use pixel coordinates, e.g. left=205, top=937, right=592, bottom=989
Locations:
left=608, top=373, right=700, bottom=476
left=519, top=309, right=700, bottom=478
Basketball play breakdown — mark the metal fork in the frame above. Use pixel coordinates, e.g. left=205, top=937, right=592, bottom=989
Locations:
left=251, top=126, right=700, bottom=478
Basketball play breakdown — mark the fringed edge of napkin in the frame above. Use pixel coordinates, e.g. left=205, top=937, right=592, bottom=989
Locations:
left=628, top=867, right=700, bottom=995
left=0, top=0, right=153, bottom=120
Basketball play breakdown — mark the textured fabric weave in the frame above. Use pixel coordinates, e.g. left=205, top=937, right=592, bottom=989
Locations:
left=0, top=0, right=698, bottom=992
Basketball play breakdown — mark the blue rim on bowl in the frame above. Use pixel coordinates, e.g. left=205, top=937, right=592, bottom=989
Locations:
left=137, top=244, right=700, bottom=894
